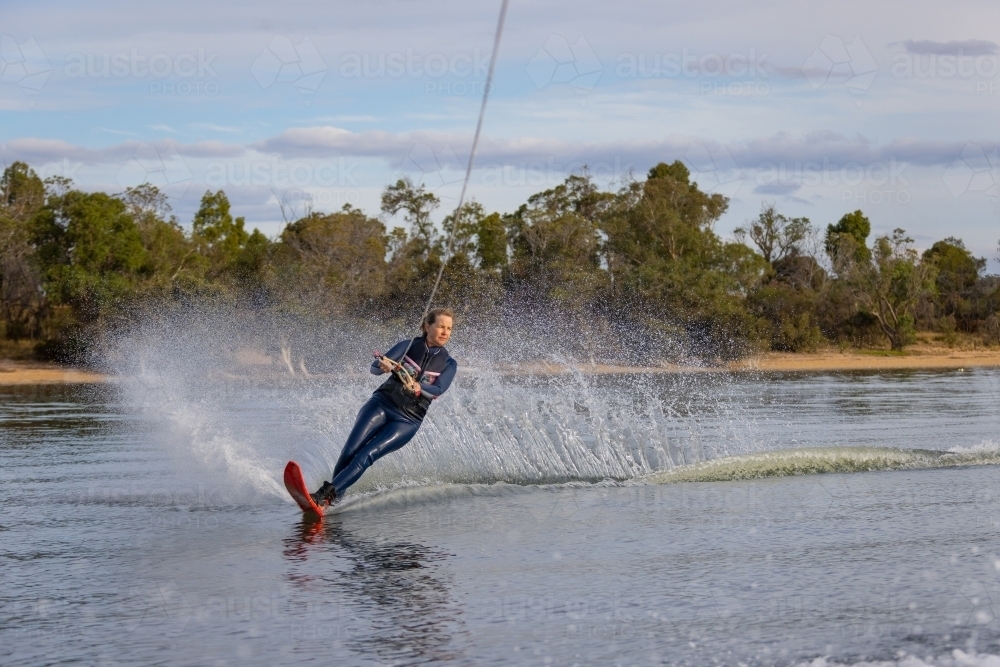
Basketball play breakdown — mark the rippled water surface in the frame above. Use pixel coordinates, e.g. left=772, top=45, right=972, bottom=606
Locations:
left=3, top=368, right=1000, bottom=666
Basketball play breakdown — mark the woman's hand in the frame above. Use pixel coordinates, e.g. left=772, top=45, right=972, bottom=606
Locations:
left=402, top=375, right=421, bottom=397
left=378, top=357, right=396, bottom=373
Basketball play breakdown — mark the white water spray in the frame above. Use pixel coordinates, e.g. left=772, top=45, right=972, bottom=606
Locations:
left=103, top=308, right=762, bottom=504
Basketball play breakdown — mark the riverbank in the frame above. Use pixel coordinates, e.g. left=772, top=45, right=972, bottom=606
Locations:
left=728, top=346, right=1000, bottom=372
left=514, top=342, right=1000, bottom=375
left=1, top=342, right=998, bottom=384
left=0, top=361, right=107, bottom=385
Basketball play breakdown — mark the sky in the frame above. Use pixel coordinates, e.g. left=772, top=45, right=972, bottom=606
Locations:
left=2, top=0, right=999, bottom=269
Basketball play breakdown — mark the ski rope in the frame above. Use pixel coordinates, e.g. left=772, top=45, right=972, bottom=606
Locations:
left=378, top=0, right=511, bottom=374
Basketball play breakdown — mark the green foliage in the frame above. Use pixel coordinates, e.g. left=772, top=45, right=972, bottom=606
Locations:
left=825, top=209, right=871, bottom=265
left=1, top=161, right=46, bottom=223
left=272, top=206, right=386, bottom=315
left=32, top=190, right=148, bottom=321
left=381, top=177, right=439, bottom=261
left=507, top=175, right=609, bottom=303
left=748, top=283, right=823, bottom=352
left=840, top=228, right=935, bottom=350
left=647, top=160, right=690, bottom=182
left=4, top=159, right=1000, bottom=362
left=117, top=184, right=200, bottom=289
left=193, top=190, right=251, bottom=272
left=602, top=162, right=765, bottom=357
left=984, top=313, right=1000, bottom=345
left=475, top=212, right=507, bottom=271
left=922, top=237, right=986, bottom=330
left=0, top=165, right=46, bottom=339
left=735, top=203, right=811, bottom=265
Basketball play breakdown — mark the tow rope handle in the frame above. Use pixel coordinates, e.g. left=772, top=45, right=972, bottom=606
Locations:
left=373, top=351, right=422, bottom=396
left=373, top=351, right=415, bottom=383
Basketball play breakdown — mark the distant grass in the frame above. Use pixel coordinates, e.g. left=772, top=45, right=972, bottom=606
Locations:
left=0, top=339, right=39, bottom=361
left=857, top=348, right=908, bottom=357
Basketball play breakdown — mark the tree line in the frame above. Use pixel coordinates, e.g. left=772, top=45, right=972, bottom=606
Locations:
left=1, top=159, right=999, bottom=364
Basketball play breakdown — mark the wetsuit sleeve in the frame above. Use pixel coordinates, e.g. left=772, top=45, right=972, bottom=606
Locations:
left=419, top=357, right=457, bottom=399
left=372, top=339, right=410, bottom=375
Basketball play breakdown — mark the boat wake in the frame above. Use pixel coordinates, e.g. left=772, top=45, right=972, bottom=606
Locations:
left=644, top=442, right=1000, bottom=484
left=320, top=441, right=1000, bottom=515
left=795, top=649, right=1000, bottom=667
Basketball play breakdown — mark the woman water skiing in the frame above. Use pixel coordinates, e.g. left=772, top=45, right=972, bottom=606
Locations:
left=297, top=0, right=504, bottom=511
left=309, top=308, right=457, bottom=507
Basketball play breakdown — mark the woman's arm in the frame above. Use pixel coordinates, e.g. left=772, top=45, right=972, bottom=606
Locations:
left=418, top=358, right=457, bottom=399
left=371, top=339, right=410, bottom=375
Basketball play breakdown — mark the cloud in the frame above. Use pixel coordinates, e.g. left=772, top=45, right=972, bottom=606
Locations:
left=178, top=141, right=246, bottom=158
left=4, top=129, right=997, bottom=178
left=99, top=127, right=138, bottom=137
left=256, top=125, right=991, bottom=171
left=314, top=115, right=379, bottom=123
left=767, top=65, right=809, bottom=79
left=254, top=126, right=418, bottom=158
left=753, top=182, right=801, bottom=195
left=0, top=138, right=246, bottom=165
left=894, top=39, right=998, bottom=56
left=0, top=138, right=116, bottom=163
left=189, top=123, right=241, bottom=133
left=731, top=132, right=982, bottom=168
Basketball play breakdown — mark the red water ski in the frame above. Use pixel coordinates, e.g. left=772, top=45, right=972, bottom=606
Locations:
left=283, top=461, right=325, bottom=516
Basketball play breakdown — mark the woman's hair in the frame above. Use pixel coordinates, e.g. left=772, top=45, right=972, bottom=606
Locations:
left=422, top=307, right=454, bottom=331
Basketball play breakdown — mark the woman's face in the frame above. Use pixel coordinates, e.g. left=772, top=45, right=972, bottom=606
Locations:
left=425, top=316, right=453, bottom=347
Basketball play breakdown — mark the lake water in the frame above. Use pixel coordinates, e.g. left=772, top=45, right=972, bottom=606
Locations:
left=2, top=367, right=1000, bottom=666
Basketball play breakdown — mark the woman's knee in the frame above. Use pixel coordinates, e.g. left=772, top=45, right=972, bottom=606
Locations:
left=343, top=403, right=387, bottom=450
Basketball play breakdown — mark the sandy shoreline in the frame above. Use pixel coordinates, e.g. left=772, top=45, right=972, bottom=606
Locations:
left=0, top=362, right=108, bottom=385
left=468, top=348, right=1000, bottom=376
left=1, top=346, right=998, bottom=384
left=727, top=348, right=1000, bottom=372
left=532, top=347, right=1000, bottom=374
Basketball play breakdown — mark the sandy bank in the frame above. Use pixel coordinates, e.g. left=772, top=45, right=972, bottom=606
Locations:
left=1, top=345, right=998, bottom=384
left=0, top=362, right=107, bottom=385
left=512, top=345, right=1000, bottom=375
left=727, top=348, right=1000, bottom=373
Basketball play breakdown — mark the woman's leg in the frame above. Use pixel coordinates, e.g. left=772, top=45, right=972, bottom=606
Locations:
left=331, top=417, right=419, bottom=496
left=332, top=398, right=389, bottom=479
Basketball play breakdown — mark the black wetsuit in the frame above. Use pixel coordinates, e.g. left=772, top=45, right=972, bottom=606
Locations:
left=328, top=336, right=457, bottom=496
